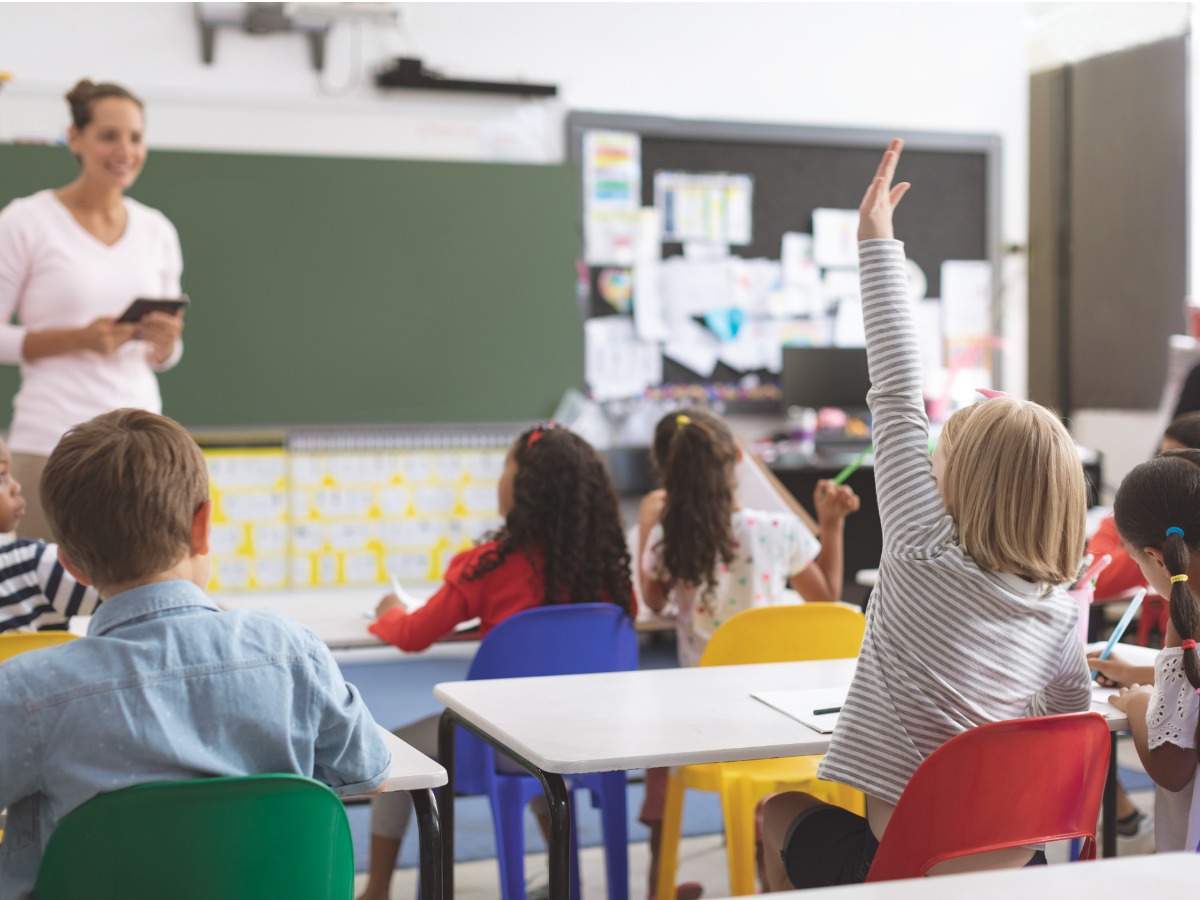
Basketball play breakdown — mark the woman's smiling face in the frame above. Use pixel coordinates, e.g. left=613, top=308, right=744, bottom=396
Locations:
left=69, top=97, right=146, bottom=192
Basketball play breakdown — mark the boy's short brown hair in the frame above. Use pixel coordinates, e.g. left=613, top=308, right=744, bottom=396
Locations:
left=42, top=409, right=209, bottom=589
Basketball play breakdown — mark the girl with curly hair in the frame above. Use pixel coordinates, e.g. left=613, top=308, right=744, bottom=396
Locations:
left=360, top=423, right=633, bottom=900
left=636, top=407, right=858, bottom=898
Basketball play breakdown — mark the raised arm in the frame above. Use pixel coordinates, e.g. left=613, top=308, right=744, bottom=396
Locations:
left=858, top=140, right=955, bottom=553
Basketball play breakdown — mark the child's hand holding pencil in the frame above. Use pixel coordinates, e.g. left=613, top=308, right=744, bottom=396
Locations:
left=815, top=479, right=860, bottom=524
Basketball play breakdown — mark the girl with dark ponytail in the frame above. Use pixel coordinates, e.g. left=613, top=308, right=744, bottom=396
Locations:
left=635, top=407, right=858, bottom=897
left=1110, top=448, right=1200, bottom=852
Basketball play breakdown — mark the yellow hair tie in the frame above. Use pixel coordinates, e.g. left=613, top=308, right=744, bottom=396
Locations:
left=676, top=415, right=691, bottom=426
left=1172, top=574, right=1190, bottom=584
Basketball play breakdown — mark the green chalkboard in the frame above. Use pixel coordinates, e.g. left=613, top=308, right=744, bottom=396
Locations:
left=0, top=145, right=582, bottom=428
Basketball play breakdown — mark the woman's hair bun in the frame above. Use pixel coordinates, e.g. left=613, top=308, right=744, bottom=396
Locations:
left=64, top=79, right=142, bottom=130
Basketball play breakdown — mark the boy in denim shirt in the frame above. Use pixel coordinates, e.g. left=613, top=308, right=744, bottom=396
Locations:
left=0, top=409, right=391, bottom=899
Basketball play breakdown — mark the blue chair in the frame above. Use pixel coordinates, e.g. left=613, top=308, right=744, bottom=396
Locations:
left=453, top=602, right=637, bottom=900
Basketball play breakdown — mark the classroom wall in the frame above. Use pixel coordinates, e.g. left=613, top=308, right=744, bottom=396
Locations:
left=0, top=2, right=1034, bottom=395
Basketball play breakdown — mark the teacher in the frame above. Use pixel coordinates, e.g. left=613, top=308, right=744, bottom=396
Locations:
left=0, top=79, right=184, bottom=540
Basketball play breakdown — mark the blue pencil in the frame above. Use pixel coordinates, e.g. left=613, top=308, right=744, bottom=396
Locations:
left=1091, top=587, right=1147, bottom=676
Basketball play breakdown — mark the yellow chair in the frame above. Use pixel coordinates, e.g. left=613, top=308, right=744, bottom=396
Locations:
left=655, top=603, right=866, bottom=897
left=0, top=631, right=77, bottom=662
left=0, top=631, right=77, bottom=841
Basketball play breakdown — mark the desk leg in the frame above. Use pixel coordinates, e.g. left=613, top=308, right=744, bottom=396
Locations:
left=439, top=709, right=573, bottom=900
left=410, top=788, right=441, bottom=900
left=1103, top=732, right=1118, bottom=858
left=437, top=710, right=457, bottom=900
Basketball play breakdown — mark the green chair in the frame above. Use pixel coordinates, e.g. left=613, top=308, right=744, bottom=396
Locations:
left=34, top=774, right=354, bottom=900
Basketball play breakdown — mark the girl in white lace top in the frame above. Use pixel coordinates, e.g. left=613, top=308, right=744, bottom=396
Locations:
left=1109, top=449, right=1200, bottom=851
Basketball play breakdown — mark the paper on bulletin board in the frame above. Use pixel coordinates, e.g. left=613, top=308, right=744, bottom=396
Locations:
left=833, top=298, right=866, bottom=347
left=812, top=208, right=860, bottom=268
left=730, top=258, right=781, bottom=318
left=585, top=210, right=641, bottom=266
left=916, top=299, right=945, bottom=372
left=660, top=256, right=734, bottom=317
left=654, top=171, right=753, bottom=245
left=585, top=315, right=663, bottom=401
left=941, top=260, right=993, bottom=339
left=718, top=320, right=784, bottom=373
left=633, top=207, right=670, bottom=341
left=583, top=130, right=641, bottom=265
left=663, top=318, right=720, bottom=377
left=584, top=130, right=640, bottom=210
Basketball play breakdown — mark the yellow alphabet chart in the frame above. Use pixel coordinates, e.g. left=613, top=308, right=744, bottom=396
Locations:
left=205, top=447, right=290, bottom=591
left=203, top=426, right=519, bottom=592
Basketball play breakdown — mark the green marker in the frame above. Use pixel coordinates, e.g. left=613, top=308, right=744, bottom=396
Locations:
left=833, top=446, right=873, bottom=485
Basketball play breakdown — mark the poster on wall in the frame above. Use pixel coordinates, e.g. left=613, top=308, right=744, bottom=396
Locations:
left=654, top=171, right=753, bottom=246
left=583, top=130, right=642, bottom=265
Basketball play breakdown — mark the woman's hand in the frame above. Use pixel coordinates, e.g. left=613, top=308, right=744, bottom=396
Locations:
left=1108, top=683, right=1153, bottom=713
left=78, top=317, right=138, bottom=355
left=858, top=138, right=911, bottom=241
left=814, top=480, right=860, bottom=525
left=136, top=310, right=185, bottom=365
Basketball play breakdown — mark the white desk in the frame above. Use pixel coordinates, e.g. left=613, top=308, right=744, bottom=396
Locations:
left=216, top=587, right=419, bottom=650
left=434, top=659, right=1136, bottom=900
left=718, top=852, right=1199, bottom=899
left=214, top=587, right=675, bottom=649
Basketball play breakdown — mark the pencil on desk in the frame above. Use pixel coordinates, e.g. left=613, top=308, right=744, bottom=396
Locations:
left=833, top=446, right=873, bottom=486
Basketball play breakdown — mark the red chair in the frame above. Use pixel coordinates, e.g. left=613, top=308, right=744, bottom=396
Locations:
left=1136, top=592, right=1170, bottom=647
left=865, top=712, right=1111, bottom=882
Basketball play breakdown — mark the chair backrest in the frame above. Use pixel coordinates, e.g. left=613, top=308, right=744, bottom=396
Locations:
left=455, top=603, right=637, bottom=791
left=35, top=774, right=353, bottom=900
left=697, top=604, right=865, bottom=667
left=466, top=602, right=639, bottom=679
left=0, top=631, right=76, bottom=662
left=865, top=712, right=1111, bottom=882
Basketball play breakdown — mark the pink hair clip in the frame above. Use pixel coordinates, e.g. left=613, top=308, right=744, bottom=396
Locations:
left=976, top=388, right=1009, bottom=400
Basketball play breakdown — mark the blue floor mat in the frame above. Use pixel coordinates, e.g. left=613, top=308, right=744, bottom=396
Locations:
left=338, top=637, right=724, bottom=872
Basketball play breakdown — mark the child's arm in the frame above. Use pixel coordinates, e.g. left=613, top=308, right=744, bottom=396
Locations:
left=857, top=141, right=953, bottom=554
left=1028, top=633, right=1093, bottom=716
left=789, top=480, right=859, bottom=603
left=368, top=580, right=476, bottom=652
left=1087, top=651, right=1155, bottom=688
left=305, top=635, right=393, bottom=795
left=637, top=490, right=670, bottom=613
left=1111, top=686, right=1197, bottom=792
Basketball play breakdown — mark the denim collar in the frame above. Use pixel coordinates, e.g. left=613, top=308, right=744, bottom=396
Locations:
left=88, top=579, right=219, bottom=637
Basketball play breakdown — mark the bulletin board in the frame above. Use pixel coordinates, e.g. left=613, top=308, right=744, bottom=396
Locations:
left=566, top=112, right=1002, bottom=404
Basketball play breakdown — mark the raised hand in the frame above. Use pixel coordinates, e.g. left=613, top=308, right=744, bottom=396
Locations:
left=858, top=138, right=911, bottom=242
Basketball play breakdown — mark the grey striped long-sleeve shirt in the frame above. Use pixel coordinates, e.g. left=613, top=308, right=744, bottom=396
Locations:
left=816, top=239, right=1092, bottom=805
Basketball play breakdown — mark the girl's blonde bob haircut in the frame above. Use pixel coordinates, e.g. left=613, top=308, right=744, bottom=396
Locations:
left=938, top=397, right=1086, bottom=585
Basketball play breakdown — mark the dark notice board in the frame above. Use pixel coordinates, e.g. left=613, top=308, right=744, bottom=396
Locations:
left=0, top=145, right=582, bottom=428
left=566, top=113, right=1001, bottom=386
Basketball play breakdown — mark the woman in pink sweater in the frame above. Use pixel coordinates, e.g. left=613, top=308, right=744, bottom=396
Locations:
left=0, top=79, right=185, bottom=539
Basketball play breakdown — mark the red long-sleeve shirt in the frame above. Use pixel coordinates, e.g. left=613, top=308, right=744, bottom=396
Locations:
left=1087, top=515, right=1147, bottom=601
left=367, top=541, right=636, bottom=652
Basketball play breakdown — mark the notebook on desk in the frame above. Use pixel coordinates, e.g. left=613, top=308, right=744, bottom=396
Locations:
left=752, top=688, right=849, bottom=734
